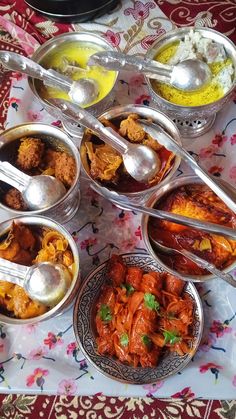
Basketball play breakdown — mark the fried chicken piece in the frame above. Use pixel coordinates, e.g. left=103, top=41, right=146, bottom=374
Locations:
left=54, top=152, right=76, bottom=188
left=119, top=113, right=146, bottom=142
left=3, top=188, right=28, bottom=211
left=17, top=137, right=45, bottom=170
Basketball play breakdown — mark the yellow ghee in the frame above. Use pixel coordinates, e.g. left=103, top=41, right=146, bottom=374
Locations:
left=151, top=41, right=233, bottom=106
left=36, top=42, right=116, bottom=108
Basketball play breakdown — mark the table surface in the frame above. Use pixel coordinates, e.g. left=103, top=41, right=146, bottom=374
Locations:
left=0, top=0, right=236, bottom=415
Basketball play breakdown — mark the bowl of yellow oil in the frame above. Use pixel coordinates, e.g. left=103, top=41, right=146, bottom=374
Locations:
left=28, top=32, right=118, bottom=129
left=145, top=27, right=236, bottom=137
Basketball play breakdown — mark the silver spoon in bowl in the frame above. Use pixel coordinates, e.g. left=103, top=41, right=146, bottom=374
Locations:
left=0, top=51, right=99, bottom=107
left=88, top=51, right=212, bottom=91
left=139, top=120, right=236, bottom=214
left=0, top=257, right=71, bottom=307
left=45, top=99, right=161, bottom=184
left=149, top=235, right=236, bottom=287
left=0, top=161, right=66, bottom=210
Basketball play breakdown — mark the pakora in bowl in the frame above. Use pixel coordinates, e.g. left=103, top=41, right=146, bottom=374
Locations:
left=142, top=175, right=236, bottom=282
left=0, top=215, right=80, bottom=325
left=80, top=104, right=181, bottom=203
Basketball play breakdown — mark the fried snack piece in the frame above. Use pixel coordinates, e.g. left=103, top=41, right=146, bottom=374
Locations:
left=0, top=222, right=35, bottom=264
left=3, top=188, right=27, bottom=211
left=17, top=137, right=45, bottom=170
left=43, top=148, right=58, bottom=170
left=119, top=113, right=146, bottom=142
left=3, top=284, right=47, bottom=319
left=54, top=152, right=76, bottom=188
left=85, top=142, right=122, bottom=182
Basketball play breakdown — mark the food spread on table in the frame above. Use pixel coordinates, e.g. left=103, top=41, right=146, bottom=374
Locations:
left=82, top=113, right=175, bottom=192
left=1, top=137, right=76, bottom=211
left=149, top=183, right=236, bottom=275
left=0, top=222, right=75, bottom=319
left=151, top=29, right=234, bottom=106
left=95, top=255, right=194, bottom=367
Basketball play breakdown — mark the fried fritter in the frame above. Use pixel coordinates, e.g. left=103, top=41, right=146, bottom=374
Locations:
left=54, top=152, right=76, bottom=187
left=17, top=137, right=45, bottom=170
left=3, top=188, right=27, bottom=211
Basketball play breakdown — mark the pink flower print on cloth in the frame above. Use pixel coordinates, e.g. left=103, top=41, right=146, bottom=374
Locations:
left=199, top=144, right=218, bottom=159
left=27, top=109, right=43, bottom=122
left=44, top=332, right=64, bottom=350
left=171, top=386, right=195, bottom=400
left=210, top=320, right=232, bottom=338
left=229, top=166, right=236, bottom=181
left=57, top=378, right=78, bottom=396
left=26, top=368, right=49, bottom=390
left=104, top=30, right=121, bottom=48
left=124, top=1, right=155, bottom=20
left=199, top=362, right=223, bottom=383
left=143, top=381, right=164, bottom=396
left=212, top=133, right=228, bottom=147
left=28, top=346, right=48, bottom=360
left=230, top=134, right=236, bottom=145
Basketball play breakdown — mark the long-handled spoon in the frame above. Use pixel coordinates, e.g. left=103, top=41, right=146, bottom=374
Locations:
left=149, top=235, right=236, bottom=287
left=0, top=51, right=99, bottom=107
left=89, top=183, right=236, bottom=240
left=45, top=99, right=161, bottom=183
left=139, top=120, right=236, bottom=214
left=0, top=258, right=71, bottom=307
left=88, top=51, right=212, bottom=91
left=0, top=161, right=66, bottom=210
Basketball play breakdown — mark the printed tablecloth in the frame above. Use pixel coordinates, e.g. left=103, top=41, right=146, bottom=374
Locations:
left=0, top=0, right=236, bottom=411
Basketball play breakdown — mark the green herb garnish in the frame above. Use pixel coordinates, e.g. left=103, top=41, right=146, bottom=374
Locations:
left=122, top=283, right=135, bottom=295
left=120, top=333, right=129, bottom=347
left=144, top=293, right=160, bottom=311
left=99, top=304, right=112, bottom=322
left=142, top=335, right=152, bottom=346
left=163, top=330, right=181, bottom=345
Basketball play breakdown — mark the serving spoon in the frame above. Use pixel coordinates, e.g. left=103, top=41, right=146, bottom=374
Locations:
left=88, top=51, right=212, bottom=91
left=0, top=161, right=66, bottom=210
left=0, top=257, right=71, bottom=307
left=45, top=99, right=161, bottom=183
left=0, top=51, right=99, bottom=107
left=89, top=183, right=236, bottom=240
left=149, top=236, right=236, bottom=287
left=139, top=120, right=236, bottom=214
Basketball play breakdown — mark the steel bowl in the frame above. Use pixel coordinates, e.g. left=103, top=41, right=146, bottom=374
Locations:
left=28, top=32, right=119, bottom=136
left=80, top=104, right=181, bottom=205
left=0, top=123, right=80, bottom=223
left=145, top=27, right=236, bottom=137
left=0, top=215, right=80, bottom=325
left=141, top=175, right=236, bottom=282
left=73, top=252, right=203, bottom=384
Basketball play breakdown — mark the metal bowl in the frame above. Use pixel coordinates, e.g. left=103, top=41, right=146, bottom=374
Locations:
left=73, top=252, right=203, bottom=384
left=80, top=104, right=181, bottom=205
left=28, top=32, right=119, bottom=135
left=145, top=27, right=236, bottom=137
left=141, top=175, right=236, bottom=282
left=0, top=123, right=80, bottom=223
left=0, top=215, right=80, bottom=325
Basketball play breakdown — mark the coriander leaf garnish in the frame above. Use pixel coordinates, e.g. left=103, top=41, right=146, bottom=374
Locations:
left=163, top=330, right=181, bottom=345
left=99, top=304, right=112, bottom=322
left=120, top=333, right=129, bottom=347
left=144, top=293, right=160, bottom=311
left=123, top=283, right=135, bottom=295
left=142, top=335, right=152, bottom=346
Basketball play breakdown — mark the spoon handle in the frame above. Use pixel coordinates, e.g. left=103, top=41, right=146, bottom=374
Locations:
left=0, top=257, right=29, bottom=286
left=88, top=51, right=172, bottom=82
left=90, top=183, right=236, bottom=240
left=0, top=51, right=72, bottom=92
left=0, top=161, right=30, bottom=192
left=179, top=249, right=236, bottom=287
left=47, top=99, right=129, bottom=154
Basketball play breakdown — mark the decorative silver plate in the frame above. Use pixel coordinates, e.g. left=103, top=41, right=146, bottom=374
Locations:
left=73, top=253, right=203, bottom=384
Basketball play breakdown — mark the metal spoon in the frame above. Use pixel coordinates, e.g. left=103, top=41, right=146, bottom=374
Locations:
left=45, top=99, right=161, bottom=184
left=139, top=120, right=236, bottom=214
left=89, top=183, right=236, bottom=240
left=0, top=257, right=71, bottom=307
left=0, top=161, right=66, bottom=210
left=88, top=51, right=212, bottom=91
left=0, top=51, right=99, bottom=107
left=149, top=235, right=236, bottom=287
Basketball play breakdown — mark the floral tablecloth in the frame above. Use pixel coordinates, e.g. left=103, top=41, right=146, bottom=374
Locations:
left=0, top=0, right=236, bottom=416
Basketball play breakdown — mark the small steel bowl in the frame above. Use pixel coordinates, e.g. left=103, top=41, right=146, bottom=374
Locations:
left=141, top=175, right=236, bottom=282
left=0, top=215, right=80, bottom=325
left=28, top=32, right=119, bottom=135
left=80, top=104, right=181, bottom=205
left=73, top=252, right=203, bottom=384
left=0, top=123, right=80, bottom=223
left=145, top=27, right=236, bottom=137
